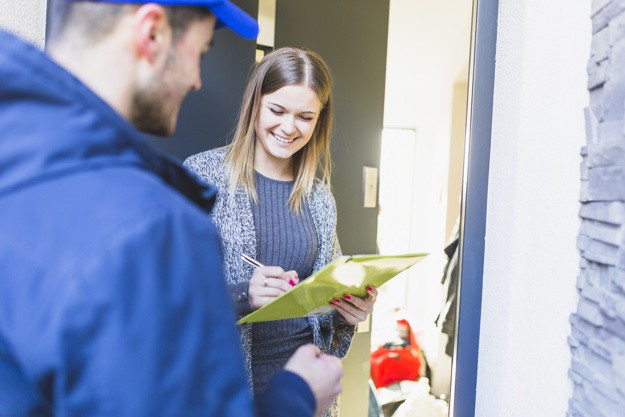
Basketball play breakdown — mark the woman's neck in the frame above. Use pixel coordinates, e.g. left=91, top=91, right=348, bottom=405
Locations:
left=254, top=151, right=294, bottom=181
left=254, top=163, right=293, bottom=181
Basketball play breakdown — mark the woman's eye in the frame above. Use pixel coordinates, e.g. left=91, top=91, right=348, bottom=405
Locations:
left=299, top=116, right=314, bottom=121
left=269, top=108, right=284, bottom=115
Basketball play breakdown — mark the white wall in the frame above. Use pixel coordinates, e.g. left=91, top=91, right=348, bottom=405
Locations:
left=476, top=1, right=590, bottom=416
left=0, top=0, right=47, bottom=49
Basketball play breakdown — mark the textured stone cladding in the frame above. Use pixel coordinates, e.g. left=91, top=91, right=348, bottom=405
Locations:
left=569, top=1, right=625, bottom=416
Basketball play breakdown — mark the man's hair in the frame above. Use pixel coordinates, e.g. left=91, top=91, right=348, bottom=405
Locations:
left=46, top=0, right=212, bottom=47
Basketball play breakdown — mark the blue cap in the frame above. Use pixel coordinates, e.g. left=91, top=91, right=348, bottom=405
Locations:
left=88, top=0, right=259, bottom=39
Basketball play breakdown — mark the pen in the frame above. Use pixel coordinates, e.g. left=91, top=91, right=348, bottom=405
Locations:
left=241, top=253, right=264, bottom=268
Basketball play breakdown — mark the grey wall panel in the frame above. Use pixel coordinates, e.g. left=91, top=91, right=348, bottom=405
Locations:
left=275, top=0, right=389, bottom=255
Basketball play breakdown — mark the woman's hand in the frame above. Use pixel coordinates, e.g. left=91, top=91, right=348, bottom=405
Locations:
left=330, top=286, right=378, bottom=325
left=248, top=266, right=299, bottom=310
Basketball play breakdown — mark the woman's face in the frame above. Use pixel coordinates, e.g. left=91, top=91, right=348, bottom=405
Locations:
left=254, top=85, right=323, bottom=176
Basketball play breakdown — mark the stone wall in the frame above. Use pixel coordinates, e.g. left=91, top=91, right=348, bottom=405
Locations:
left=570, top=1, right=625, bottom=415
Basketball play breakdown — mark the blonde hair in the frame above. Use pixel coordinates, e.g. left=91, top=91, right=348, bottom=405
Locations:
left=225, top=46, right=333, bottom=214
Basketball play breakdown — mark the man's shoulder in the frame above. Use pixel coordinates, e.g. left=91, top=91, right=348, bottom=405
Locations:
left=80, top=164, right=206, bottom=209
left=94, top=166, right=215, bottom=232
left=22, top=164, right=217, bottom=247
left=0, top=163, right=222, bottom=332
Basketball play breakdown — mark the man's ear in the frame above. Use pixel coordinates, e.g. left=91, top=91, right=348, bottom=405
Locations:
left=132, top=4, right=171, bottom=64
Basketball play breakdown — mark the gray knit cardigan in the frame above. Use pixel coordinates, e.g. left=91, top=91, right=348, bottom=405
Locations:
left=183, top=147, right=356, bottom=413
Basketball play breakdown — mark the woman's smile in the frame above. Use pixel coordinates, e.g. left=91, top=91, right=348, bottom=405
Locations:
left=272, top=132, right=297, bottom=144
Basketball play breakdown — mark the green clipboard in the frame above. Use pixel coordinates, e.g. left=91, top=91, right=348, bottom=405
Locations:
left=237, top=253, right=428, bottom=324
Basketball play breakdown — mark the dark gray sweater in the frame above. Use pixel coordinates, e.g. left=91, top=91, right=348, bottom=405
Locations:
left=250, top=172, right=317, bottom=396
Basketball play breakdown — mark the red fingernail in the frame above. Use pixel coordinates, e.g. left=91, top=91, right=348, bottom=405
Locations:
left=334, top=299, right=341, bottom=304
left=367, top=286, right=373, bottom=292
left=289, top=279, right=295, bottom=286
left=329, top=301, right=335, bottom=306
left=344, top=295, right=352, bottom=300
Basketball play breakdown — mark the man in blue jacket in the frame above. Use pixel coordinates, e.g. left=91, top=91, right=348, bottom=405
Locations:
left=0, top=1, right=342, bottom=416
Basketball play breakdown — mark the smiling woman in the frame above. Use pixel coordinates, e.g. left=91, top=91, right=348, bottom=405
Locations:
left=183, top=46, right=377, bottom=417
left=219, top=46, right=335, bottom=214
left=254, top=85, right=322, bottom=180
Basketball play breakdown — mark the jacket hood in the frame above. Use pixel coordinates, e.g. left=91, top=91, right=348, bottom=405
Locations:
left=0, top=30, right=215, bottom=208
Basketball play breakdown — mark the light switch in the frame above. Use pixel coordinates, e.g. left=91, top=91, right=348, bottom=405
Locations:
left=363, top=166, right=378, bottom=208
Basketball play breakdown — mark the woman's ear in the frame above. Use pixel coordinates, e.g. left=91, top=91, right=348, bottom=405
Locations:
left=132, top=4, right=171, bottom=65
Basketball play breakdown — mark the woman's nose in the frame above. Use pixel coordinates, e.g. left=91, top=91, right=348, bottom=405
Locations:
left=280, top=116, right=296, bottom=135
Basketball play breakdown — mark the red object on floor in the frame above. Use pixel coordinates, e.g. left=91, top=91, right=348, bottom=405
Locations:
left=370, top=319, right=423, bottom=389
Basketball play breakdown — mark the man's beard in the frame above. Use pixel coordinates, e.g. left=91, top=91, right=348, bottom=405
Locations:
left=130, top=51, right=177, bottom=137
left=130, top=89, right=174, bottom=137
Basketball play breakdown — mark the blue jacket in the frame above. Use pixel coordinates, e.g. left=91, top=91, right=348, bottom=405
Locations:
left=0, top=30, right=314, bottom=417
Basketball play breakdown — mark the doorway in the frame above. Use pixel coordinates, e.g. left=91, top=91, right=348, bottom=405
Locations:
left=371, top=1, right=472, bottom=413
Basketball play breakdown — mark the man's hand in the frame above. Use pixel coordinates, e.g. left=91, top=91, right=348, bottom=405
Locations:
left=284, top=344, right=343, bottom=416
left=248, top=266, right=298, bottom=310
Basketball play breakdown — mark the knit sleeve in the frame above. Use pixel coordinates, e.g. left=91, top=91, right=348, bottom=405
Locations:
left=183, top=147, right=228, bottom=187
